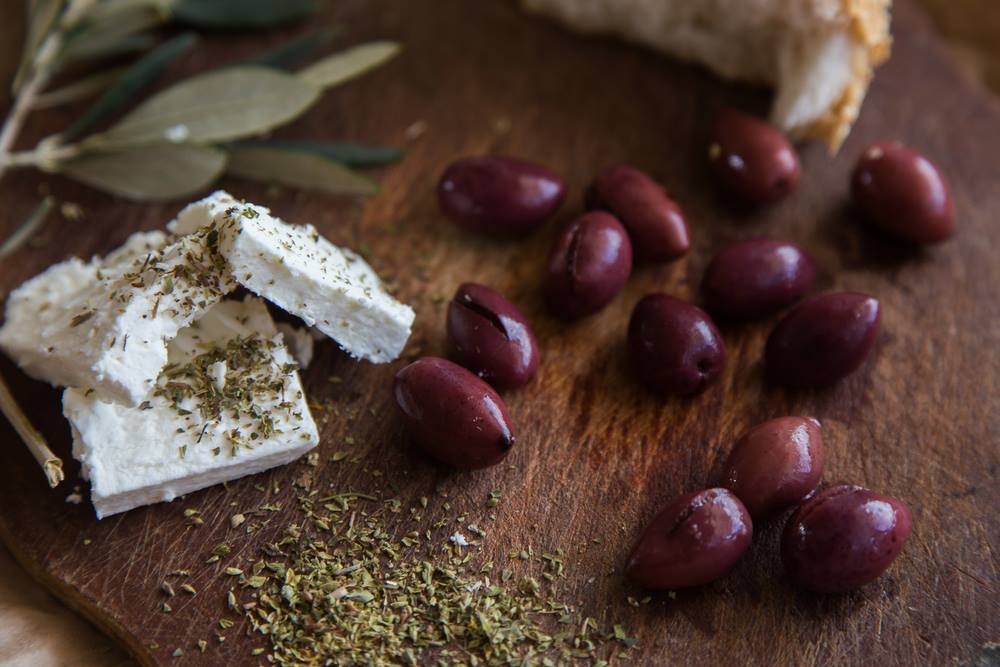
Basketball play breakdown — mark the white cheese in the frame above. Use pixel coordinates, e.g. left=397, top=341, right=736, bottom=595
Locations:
left=0, top=226, right=235, bottom=406
left=170, top=191, right=414, bottom=363
left=63, top=297, right=318, bottom=519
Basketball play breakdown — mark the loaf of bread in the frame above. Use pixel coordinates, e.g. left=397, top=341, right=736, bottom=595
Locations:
left=521, top=0, right=892, bottom=151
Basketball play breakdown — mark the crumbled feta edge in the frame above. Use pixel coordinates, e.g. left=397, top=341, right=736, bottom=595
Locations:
left=65, top=297, right=319, bottom=519
left=170, top=190, right=415, bottom=363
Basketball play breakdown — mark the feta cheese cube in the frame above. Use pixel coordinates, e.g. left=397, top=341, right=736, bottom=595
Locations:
left=170, top=191, right=414, bottom=363
left=63, top=297, right=318, bottom=518
left=0, top=226, right=234, bottom=406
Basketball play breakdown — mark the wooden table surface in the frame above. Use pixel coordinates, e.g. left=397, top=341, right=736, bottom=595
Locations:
left=0, top=1, right=998, bottom=665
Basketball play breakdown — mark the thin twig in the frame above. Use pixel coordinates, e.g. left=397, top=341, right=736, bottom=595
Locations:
left=0, top=143, right=80, bottom=170
left=0, top=67, right=48, bottom=162
left=0, top=46, right=63, bottom=488
left=0, top=375, right=63, bottom=487
left=0, top=196, right=53, bottom=257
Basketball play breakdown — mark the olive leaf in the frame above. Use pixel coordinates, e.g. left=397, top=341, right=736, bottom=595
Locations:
left=58, top=144, right=227, bottom=201
left=245, top=29, right=337, bottom=70
left=86, top=66, right=319, bottom=148
left=62, top=33, right=197, bottom=142
left=31, top=67, right=127, bottom=110
left=226, top=146, right=376, bottom=195
left=82, top=0, right=172, bottom=24
left=298, top=41, right=400, bottom=90
left=58, top=5, right=164, bottom=64
left=14, top=0, right=63, bottom=91
left=233, top=140, right=402, bottom=168
left=172, top=0, right=316, bottom=29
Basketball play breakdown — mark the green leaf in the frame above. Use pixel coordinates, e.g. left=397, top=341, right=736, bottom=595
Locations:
left=298, top=41, right=400, bottom=90
left=233, top=140, right=402, bottom=168
left=62, top=33, right=197, bottom=142
left=59, top=144, right=227, bottom=201
left=226, top=146, right=376, bottom=195
left=172, top=0, right=315, bottom=29
left=244, top=29, right=337, bottom=70
left=88, top=66, right=319, bottom=147
left=58, top=5, right=165, bottom=64
left=14, top=0, right=64, bottom=92
left=32, top=67, right=128, bottom=110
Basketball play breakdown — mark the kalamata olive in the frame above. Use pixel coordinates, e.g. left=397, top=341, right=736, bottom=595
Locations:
left=627, top=294, right=726, bottom=395
left=393, top=357, right=515, bottom=469
left=543, top=211, right=633, bottom=319
left=782, top=485, right=912, bottom=593
left=765, top=292, right=880, bottom=389
left=585, top=165, right=689, bottom=262
left=446, top=283, right=540, bottom=390
left=851, top=142, right=954, bottom=244
left=721, top=416, right=824, bottom=518
left=701, top=238, right=816, bottom=320
left=626, top=488, right=753, bottom=589
left=437, top=156, right=566, bottom=236
left=708, top=109, right=800, bottom=204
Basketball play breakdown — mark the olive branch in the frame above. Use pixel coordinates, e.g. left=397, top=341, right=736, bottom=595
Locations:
left=0, top=0, right=403, bottom=487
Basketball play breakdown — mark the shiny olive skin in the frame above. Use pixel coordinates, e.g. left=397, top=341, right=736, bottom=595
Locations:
left=628, top=294, right=726, bottom=395
left=708, top=109, right=800, bottom=204
left=585, top=165, right=690, bottom=262
left=766, top=293, right=880, bottom=388
left=393, top=357, right=515, bottom=469
left=851, top=142, right=955, bottom=244
left=782, top=485, right=912, bottom=593
left=626, top=488, right=753, bottom=589
left=721, top=416, right=825, bottom=518
left=543, top=211, right=633, bottom=319
left=446, top=283, right=540, bottom=390
left=701, top=238, right=816, bottom=320
left=438, top=156, right=566, bottom=236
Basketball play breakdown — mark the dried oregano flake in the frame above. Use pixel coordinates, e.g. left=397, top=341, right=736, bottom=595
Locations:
left=223, top=492, right=636, bottom=665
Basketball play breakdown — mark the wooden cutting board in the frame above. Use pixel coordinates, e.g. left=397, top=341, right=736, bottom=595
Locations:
left=0, top=1, right=997, bottom=665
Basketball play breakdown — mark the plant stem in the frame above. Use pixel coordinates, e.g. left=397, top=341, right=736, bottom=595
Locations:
left=0, top=60, right=64, bottom=488
left=0, top=374, right=63, bottom=488
left=0, top=143, right=80, bottom=169
left=0, top=69, right=48, bottom=165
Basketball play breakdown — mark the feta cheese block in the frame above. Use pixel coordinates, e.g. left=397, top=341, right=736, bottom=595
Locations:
left=169, top=191, right=415, bottom=363
left=63, top=297, right=319, bottom=518
left=0, top=224, right=235, bottom=406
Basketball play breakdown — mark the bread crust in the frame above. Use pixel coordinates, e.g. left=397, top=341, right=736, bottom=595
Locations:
left=803, top=0, right=892, bottom=150
left=522, top=0, right=893, bottom=151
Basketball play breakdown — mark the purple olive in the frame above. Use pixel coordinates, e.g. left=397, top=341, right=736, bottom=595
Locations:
left=782, top=485, right=912, bottom=593
left=701, top=238, right=816, bottom=320
left=394, top=357, right=515, bottom=469
left=543, top=211, right=633, bottom=319
left=585, top=165, right=689, bottom=262
left=765, top=293, right=880, bottom=389
left=446, top=283, right=540, bottom=390
left=626, top=488, right=753, bottom=589
left=851, top=142, right=954, bottom=244
left=721, top=416, right=825, bottom=518
left=438, top=156, right=566, bottom=236
left=708, top=109, right=800, bottom=204
left=627, top=294, right=726, bottom=395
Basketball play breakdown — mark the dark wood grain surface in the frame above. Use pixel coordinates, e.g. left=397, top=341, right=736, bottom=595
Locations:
left=0, top=1, right=998, bottom=665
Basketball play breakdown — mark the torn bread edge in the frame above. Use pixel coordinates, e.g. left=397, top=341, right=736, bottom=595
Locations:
left=521, top=0, right=891, bottom=152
